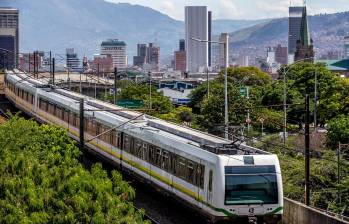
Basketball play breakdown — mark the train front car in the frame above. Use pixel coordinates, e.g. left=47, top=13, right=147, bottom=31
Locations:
left=213, top=154, right=283, bottom=224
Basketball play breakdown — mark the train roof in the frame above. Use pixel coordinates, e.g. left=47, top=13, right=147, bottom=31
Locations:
left=6, top=70, right=271, bottom=156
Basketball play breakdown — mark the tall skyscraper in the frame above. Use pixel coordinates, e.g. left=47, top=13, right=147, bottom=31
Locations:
left=208, top=11, right=212, bottom=67
left=0, top=8, right=19, bottom=70
left=345, top=36, right=349, bottom=59
left=66, top=48, right=80, bottom=72
left=101, top=39, right=127, bottom=70
left=294, top=6, right=314, bottom=63
left=185, top=6, right=208, bottom=73
left=146, top=43, right=160, bottom=70
left=133, top=44, right=147, bottom=66
left=179, top=39, right=185, bottom=51
left=288, top=6, right=304, bottom=55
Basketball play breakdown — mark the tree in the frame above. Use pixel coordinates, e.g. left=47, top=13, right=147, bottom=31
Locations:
left=160, top=106, right=194, bottom=125
left=189, top=67, right=273, bottom=134
left=327, top=115, right=349, bottom=146
left=278, top=62, right=346, bottom=126
left=105, top=83, right=173, bottom=115
left=0, top=117, right=148, bottom=224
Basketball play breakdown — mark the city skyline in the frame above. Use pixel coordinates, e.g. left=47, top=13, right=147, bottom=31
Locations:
left=106, top=0, right=349, bottom=20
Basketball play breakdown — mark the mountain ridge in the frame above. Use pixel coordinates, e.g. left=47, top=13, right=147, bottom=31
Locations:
left=1, top=0, right=348, bottom=62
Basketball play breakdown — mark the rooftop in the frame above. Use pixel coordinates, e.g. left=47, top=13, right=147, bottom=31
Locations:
left=101, top=39, right=126, bottom=47
left=317, top=59, right=349, bottom=71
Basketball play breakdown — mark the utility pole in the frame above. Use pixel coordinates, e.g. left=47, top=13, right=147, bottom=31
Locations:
left=337, top=142, right=341, bottom=203
left=149, top=71, right=152, bottom=110
left=52, top=58, right=55, bottom=86
left=314, top=70, right=318, bottom=133
left=114, top=67, right=117, bottom=105
left=224, top=37, right=229, bottom=140
left=305, top=94, right=310, bottom=206
left=247, top=86, right=251, bottom=132
left=79, top=98, right=85, bottom=152
left=33, top=51, right=36, bottom=77
left=206, top=66, right=210, bottom=98
left=283, top=68, right=287, bottom=150
left=28, top=53, right=31, bottom=73
left=49, top=51, right=52, bottom=75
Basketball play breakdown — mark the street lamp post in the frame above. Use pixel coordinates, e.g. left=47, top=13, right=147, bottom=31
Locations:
left=191, top=36, right=229, bottom=139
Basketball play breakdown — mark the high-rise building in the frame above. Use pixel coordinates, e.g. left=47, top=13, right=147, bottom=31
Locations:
left=274, top=44, right=288, bottom=65
left=185, top=6, right=208, bottom=73
left=93, top=54, right=113, bottom=73
left=146, top=43, right=160, bottom=70
left=175, top=51, right=186, bottom=73
left=179, top=39, right=185, bottom=51
left=66, top=48, right=80, bottom=72
left=208, top=11, right=212, bottom=67
left=0, top=8, right=19, bottom=70
left=267, top=47, right=276, bottom=64
left=238, top=55, right=249, bottom=67
left=345, top=36, right=349, bottom=59
left=133, top=44, right=147, bottom=67
left=288, top=6, right=304, bottom=55
left=219, top=33, right=229, bottom=69
left=19, top=52, right=42, bottom=72
left=101, top=39, right=127, bottom=70
left=294, top=6, right=314, bottom=63
left=175, top=39, right=186, bottom=73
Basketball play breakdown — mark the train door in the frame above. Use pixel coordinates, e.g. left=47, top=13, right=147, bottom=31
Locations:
left=207, top=169, right=213, bottom=205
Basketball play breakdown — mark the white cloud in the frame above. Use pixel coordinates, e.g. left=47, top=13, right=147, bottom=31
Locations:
left=216, top=0, right=243, bottom=19
left=159, top=1, right=184, bottom=19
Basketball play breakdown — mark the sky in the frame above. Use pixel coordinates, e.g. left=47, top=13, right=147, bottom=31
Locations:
left=107, top=0, right=349, bottom=20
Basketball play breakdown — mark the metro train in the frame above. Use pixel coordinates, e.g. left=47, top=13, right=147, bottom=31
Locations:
left=4, top=70, right=283, bottom=224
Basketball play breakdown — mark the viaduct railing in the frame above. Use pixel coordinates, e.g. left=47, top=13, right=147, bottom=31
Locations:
left=283, top=198, right=349, bottom=224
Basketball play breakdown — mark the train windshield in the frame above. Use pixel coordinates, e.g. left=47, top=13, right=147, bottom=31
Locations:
left=225, top=166, right=278, bottom=205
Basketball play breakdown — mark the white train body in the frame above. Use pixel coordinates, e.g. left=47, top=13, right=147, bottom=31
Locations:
left=4, top=70, right=283, bottom=223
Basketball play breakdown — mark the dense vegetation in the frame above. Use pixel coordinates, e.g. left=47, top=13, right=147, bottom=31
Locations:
left=0, top=117, right=147, bottom=224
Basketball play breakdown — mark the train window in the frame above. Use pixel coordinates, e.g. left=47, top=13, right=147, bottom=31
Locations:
left=172, top=155, right=178, bottom=175
left=142, top=142, right=148, bottom=161
left=148, top=145, right=157, bottom=164
left=55, top=106, right=62, bottom=118
left=155, top=148, right=162, bottom=167
left=134, top=138, right=143, bottom=159
left=110, top=130, right=118, bottom=147
left=69, top=113, right=76, bottom=127
left=187, top=161, right=195, bottom=184
left=63, top=110, right=69, bottom=123
left=76, top=115, right=80, bottom=128
left=178, top=157, right=187, bottom=179
left=199, top=165, right=205, bottom=189
left=48, top=103, right=55, bottom=115
left=123, top=134, right=133, bottom=153
left=162, top=150, right=171, bottom=171
left=116, top=131, right=120, bottom=147
left=208, top=170, right=213, bottom=192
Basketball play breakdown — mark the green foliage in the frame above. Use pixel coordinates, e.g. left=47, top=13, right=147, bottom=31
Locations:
left=160, top=106, right=193, bottom=124
left=105, top=83, right=173, bottom=115
left=0, top=117, right=147, bottom=224
left=219, top=66, right=272, bottom=86
left=327, top=115, right=349, bottom=146
left=256, top=134, right=349, bottom=216
left=189, top=67, right=281, bottom=134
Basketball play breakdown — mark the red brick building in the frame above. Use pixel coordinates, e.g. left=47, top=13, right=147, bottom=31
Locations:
left=175, top=51, right=186, bottom=73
